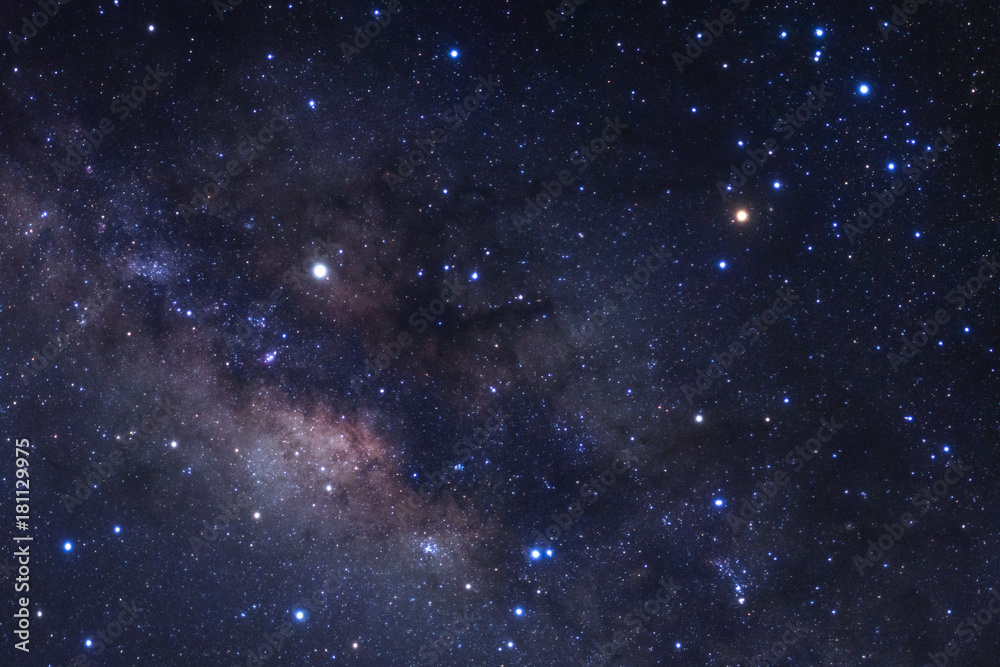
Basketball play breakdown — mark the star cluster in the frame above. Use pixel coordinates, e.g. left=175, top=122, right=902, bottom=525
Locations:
left=1, top=0, right=998, bottom=665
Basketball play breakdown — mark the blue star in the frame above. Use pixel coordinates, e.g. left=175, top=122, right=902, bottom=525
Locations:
left=63, top=541, right=73, bottom=552
left=530, top=549, right=541, bottom=559
left=714, top=499, right=724, bottom=507
left=450, top=49, right=459, bottom=58
left=719, top=261, right=727, bottom=269
left=859, top=84, right=870, bottom=95
left=815, top=28, right=824, bottom=36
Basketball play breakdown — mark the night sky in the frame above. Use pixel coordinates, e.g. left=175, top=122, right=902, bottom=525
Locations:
left=2, top=0, right=999, bottom=665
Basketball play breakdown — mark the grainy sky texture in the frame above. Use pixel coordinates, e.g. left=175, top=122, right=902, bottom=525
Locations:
left=1, top=0, right=998, bottom=666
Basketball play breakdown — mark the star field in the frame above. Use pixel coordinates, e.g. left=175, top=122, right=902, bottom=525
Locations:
left=1, top=0, right=998, bottom=666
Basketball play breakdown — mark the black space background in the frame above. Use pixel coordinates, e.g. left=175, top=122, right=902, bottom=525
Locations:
left=2, top=0, right=999, bottom=665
